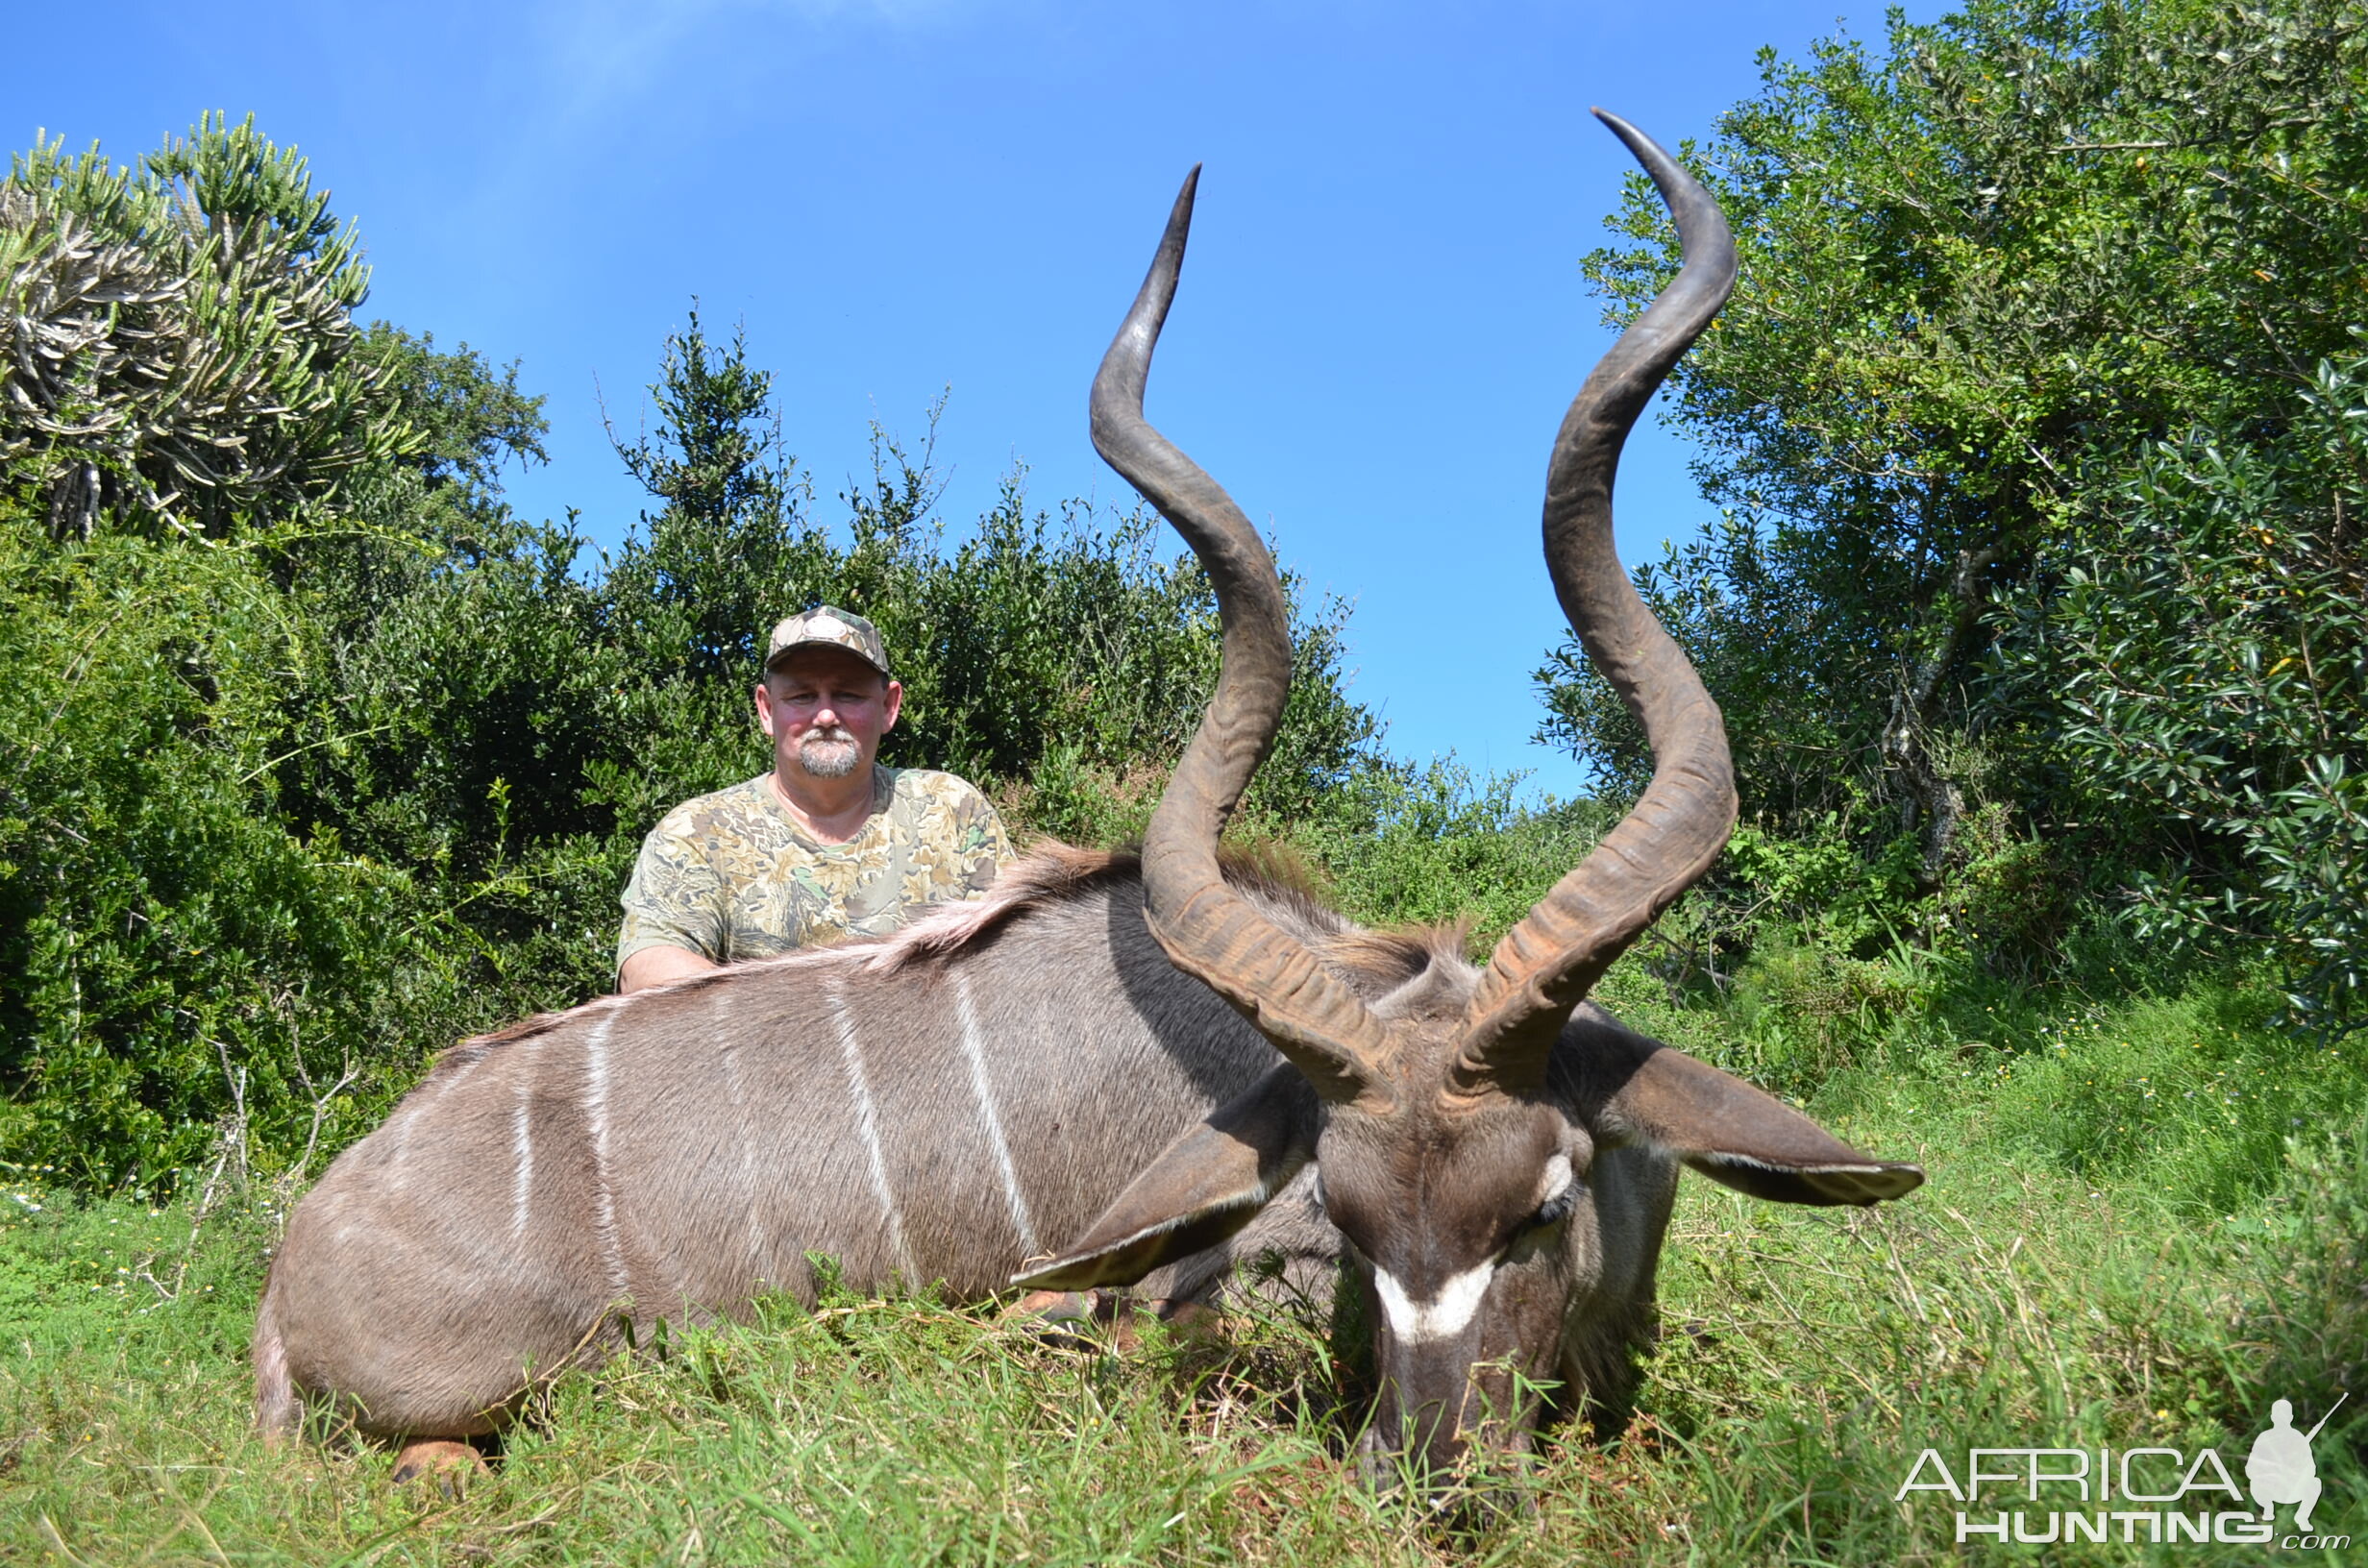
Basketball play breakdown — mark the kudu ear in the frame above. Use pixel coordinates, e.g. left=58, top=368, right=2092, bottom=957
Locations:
left=1014, top=1066, right=1318, bottom=1291
left=1578, top=1034, right=1924, bottom=1207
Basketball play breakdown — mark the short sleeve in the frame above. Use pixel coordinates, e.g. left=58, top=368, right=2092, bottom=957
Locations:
left=616, top=815, right=728, bottom=976
left=967, top=792, right=1019, bottom=887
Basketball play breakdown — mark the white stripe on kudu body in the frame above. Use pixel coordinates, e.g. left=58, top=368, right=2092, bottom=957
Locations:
left=1371, top=1262, right=1497, bottom=1345
left=509, top=1070, right=534, bottom=1243
left=582, top=1012, right=630, bottom=1299
left=828, top=980, right=916, bottom=1280
left=952, top=968, right=1040, bottom=1255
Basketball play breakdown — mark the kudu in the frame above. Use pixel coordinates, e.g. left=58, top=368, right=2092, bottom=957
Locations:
left=254, top=112, right=1922, bottom=1485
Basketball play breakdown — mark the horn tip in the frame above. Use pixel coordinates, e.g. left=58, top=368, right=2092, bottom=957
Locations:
left=1591, top=108, right=1658, bottom=163
left=1164, top=167, right=1201, bottom=234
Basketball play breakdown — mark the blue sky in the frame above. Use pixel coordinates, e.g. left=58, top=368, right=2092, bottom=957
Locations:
left=18, top=0, right=1946, bottom=798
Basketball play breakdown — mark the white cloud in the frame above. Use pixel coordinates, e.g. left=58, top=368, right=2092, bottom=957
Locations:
left=531, top=0, right=985, bottom=119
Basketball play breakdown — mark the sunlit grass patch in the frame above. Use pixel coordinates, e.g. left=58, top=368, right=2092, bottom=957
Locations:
left=2, top=977, right=2361, bottom=1565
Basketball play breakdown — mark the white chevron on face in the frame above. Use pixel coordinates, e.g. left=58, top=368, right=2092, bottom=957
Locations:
left=1370, top=1261, right=1496, bottom=1344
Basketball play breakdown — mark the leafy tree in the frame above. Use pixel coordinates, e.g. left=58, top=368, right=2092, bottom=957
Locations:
left=1545, top=0, right=2366, bottom=1023
left=1, top=259, right=1389, bottom=1188
left=2005, top=352, right=2367, bottom=1033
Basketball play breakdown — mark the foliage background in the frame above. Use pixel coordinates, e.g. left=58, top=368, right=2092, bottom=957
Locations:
left=0, top=118, right=1399, bottom=1188
left=1542, top=0, right=2367, bottom=1033
left=1, top=2, right=2364, bottom=1556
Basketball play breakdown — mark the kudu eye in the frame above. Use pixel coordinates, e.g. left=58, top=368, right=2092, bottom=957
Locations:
left=1528, top=1186, right=1579, bottom=1231
left=1524, top=1153, right=1580, bottom=1231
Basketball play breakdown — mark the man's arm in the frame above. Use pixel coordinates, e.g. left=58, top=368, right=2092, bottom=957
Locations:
left=619, top=944, right=724, bottom=993
left=616, top=812, right=728, bottom=991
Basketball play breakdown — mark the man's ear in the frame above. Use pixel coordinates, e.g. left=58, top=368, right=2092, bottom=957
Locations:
left=753, top=680, right=779, bottom=739
left=1572, top=1032, right=1924, bottom=1207
left=1014, top=1066, right=1317, bottom=1291
left=880, top=677, right=903, bottom=733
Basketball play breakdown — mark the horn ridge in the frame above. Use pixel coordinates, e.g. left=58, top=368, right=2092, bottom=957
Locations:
left=1450, top=112, right=1741, bottom=1098
left=1092, top=169, right=1396, bottom=1109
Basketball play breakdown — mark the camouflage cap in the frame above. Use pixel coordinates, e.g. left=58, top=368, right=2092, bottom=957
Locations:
left=764, top=605, right=893, bottom=681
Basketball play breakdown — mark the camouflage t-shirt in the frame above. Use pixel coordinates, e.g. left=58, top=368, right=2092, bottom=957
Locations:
left=615, top=768, right=1015, bottom=972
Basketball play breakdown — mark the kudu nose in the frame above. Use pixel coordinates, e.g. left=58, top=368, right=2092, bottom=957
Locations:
left=1356, top=1414, right=1468, bottom=1494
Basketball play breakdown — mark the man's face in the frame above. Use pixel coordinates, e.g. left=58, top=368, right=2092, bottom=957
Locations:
left=755, top=648, right=902, bottom=786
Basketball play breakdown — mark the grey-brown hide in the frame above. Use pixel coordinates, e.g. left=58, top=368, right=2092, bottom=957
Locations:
left=257, top=113, right=1927, bottom=1477
left=254, top=843, right=1892, bottom=1452
left=1014, top=928, right=1914, bottom=1480
left=256, top=849, right=1331, bottom=1439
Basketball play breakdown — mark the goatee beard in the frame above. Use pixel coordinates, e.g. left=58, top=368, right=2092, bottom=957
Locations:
left=799, top=731, right=861, bottom=779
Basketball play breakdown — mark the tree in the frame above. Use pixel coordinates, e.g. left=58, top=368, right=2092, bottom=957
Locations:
left=0, top=123, right=1390, bottom=1190
left=1544, top=0, right=2366, bottom=1021
left=1, top=113, right=413, bottom=536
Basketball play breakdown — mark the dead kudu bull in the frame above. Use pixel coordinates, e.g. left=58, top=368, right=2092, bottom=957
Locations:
left=254, top=112, right=1922, bottom=1485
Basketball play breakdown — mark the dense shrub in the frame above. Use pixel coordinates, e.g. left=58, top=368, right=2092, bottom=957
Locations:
left=0, top=178, right=1385, bottom=1187
left=1542, top=0, right=2368, bottom=1028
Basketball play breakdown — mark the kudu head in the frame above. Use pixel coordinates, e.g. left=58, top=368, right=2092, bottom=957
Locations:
left=1018, top=113, right=1923, bottom=1482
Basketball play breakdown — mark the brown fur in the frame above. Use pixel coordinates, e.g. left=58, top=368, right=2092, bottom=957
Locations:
left=869, top=841, right=1454, bottom=991
left=259, top=853, right=1332, bottom=1443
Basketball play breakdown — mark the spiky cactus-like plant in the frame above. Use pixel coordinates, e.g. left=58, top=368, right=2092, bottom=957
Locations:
left=1, top=113, right=415, bottom=536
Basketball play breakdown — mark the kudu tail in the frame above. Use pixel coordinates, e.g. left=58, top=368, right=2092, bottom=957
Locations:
left=253, top=1286, right=299, bottom=1442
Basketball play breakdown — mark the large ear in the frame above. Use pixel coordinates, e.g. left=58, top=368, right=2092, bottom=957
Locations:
left=1565, top=1024, right=1924, bottom=1207
left=1014, top=1066, right=1319, bottom=1291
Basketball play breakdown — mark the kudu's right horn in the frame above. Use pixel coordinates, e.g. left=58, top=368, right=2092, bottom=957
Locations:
left=1090, top=167, right=1398, bottom=1113
left=1447, top=110, right=1740, bottom=1102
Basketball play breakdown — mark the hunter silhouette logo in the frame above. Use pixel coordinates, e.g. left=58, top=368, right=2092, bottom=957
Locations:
left=2250, top=1393, right=2346, bottom=1534
left=1894, top=1391, right=2352, bottom=1549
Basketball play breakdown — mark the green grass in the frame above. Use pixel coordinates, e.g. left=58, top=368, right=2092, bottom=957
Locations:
left=4, top=964, right=2363, bottom=1565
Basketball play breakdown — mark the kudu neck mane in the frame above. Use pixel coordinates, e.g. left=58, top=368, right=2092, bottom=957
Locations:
left=432, top=845, right=1474, bottom=1078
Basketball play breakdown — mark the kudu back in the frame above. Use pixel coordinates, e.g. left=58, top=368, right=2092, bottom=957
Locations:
left=256, top=114, right=1922, bottom=1477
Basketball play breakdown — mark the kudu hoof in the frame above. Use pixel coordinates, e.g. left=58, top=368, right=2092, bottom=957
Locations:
left=389, top=1438, right=485, bottom=1497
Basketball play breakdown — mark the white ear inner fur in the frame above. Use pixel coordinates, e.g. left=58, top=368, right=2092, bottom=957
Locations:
left=1371, top=1262, right=1497, bottom=1344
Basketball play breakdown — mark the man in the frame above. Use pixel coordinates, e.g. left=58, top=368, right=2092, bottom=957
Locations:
left=616, top=606, right=1015, bottom=992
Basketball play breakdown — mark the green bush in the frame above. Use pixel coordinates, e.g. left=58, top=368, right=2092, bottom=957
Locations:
left=0, top=194, right=1388, bottom=1188
left=1539, top=0, right=2368, bottom=1029
left=2007, top=350, right=2368, bottom=1035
